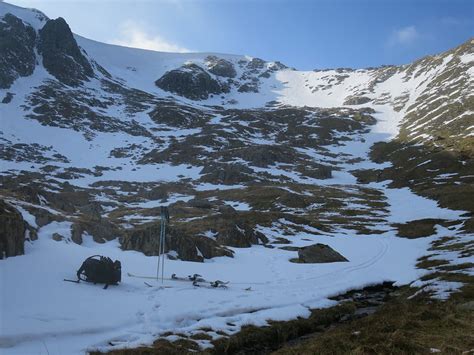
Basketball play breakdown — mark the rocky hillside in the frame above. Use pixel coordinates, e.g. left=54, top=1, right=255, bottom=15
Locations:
left=1, top=2, right=473, bottom=353
left=0, top=2, right=472, bottom=261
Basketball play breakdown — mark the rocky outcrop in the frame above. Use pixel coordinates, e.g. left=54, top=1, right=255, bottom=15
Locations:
left=71, top=218, right=123, bottom=244
left=0, top=13, right=37, bottom=89
left=343, top=96, right=372, bottom=106
left=215, top=222, right=268, bottom=247
left=206, top=56, right=236, bottom=78
left=121, top=223, right=234, bottom=262
left=228, top=145, right=298, bottom=168
left=38, top=17, right=93, bottom=86
left=155, top=63, right=229, bottom=100
left=297, top=164, right=333, bottom=179
left=393, top=218, right=446, bottom=239
left=148, top=101, right=210, bottom=128
left=238, top=82, right=259, bottom=93
left=200, top=163, right=255, bottom=184
left=0, top=200, right=26, bottom=259
left=246, top=58, right=266, bottom=70
left=30, top=207, right=65, bottom=227
left=294, top=243, right=348, bottom=263
left=188, top=198, right=212, bottom=209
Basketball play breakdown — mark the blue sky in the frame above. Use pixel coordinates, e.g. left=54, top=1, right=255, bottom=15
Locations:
left=7, top=0, right=474, bottom=70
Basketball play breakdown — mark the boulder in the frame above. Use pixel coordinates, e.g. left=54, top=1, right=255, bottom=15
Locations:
left=52, top=233, right=64, bottom=241
left=295, top=243, right=348, bottom=263
left=155, top=63, right=229, bottom=100
left=0, top=200, right=26, bottom=259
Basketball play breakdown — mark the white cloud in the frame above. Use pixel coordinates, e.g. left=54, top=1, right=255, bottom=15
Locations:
left=109, top=20, right=190, bottom=53
left=388, top=26, right=420, bottom=47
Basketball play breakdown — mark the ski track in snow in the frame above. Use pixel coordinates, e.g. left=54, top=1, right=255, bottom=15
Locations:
left=0, top=3, right=472, bottom=353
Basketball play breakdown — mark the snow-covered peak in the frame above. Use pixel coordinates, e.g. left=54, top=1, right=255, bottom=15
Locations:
left=0, top=1, right=48, bottom=29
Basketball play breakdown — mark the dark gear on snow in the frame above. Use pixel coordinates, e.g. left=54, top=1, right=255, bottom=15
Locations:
left=65, top=255, right=121, bottom=289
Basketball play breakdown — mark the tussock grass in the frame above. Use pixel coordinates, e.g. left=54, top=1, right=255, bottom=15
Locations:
left=274, top=288, right=474, bottom=355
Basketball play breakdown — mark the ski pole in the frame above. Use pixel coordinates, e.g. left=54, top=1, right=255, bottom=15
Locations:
left=157, top=216, right=163, bottom=280
left=161, top=219, right=166, bottom=283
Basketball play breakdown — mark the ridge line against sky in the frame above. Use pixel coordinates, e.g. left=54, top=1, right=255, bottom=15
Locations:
left=4, top=0, right=474, bottom=70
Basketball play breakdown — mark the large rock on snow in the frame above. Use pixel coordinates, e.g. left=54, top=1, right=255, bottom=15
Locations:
left=38, top=17, right=93, bottom=86
left=0, top=13, right=37, bottom=89
left=0, top=200, right=26, bottom=259
left=155, top=63, right=229, bottom=100
left=121, top=223, right=234, bottom=262
left=294, top=243, right=348, bottom=263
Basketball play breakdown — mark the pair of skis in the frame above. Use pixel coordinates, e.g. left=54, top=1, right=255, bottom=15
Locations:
left=128, top=272, right=229, bottom=289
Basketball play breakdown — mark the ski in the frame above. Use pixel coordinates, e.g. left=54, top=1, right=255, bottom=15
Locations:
left=192, top=280, right=229, bottom=289
left=128, top=272, right=229, bottom=288
left=144, top=281, right=172, bottom=289
left=63, top=278, right=80, bottom=283
left=127, top=272, right=207, bottom=283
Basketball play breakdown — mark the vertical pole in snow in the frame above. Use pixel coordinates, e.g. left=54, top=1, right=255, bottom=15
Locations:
left=156, top=220, right=162, bottom=281
left=161, top=220, right=165, bottom=283
left=157, top=206, right=169, bottom=284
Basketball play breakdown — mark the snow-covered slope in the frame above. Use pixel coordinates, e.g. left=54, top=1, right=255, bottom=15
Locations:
left=0, top=2, right=473, bottom=354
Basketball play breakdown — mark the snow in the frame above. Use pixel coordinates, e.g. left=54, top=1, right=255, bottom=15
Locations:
left=410, top=279, right=465, bottom=300
left=223, top=200, right=251, bottom=211
left=1, top=178, right=466, bottom=354
left=459, top=52, right=474, bottom=64
left=0, top=1, right=48, bottom=29
left=0, top=223, right=435, bottom=354
left=0, top=3, right=473, bottom=353
left=129, top=194, right=194, bottom=209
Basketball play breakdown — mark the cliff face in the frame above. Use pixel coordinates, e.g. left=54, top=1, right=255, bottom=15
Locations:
left=38, top=17, right=94, bottom=86
left=0, top=13, right=36, bottom=89
left=0, top=200, right=26, bottom=259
